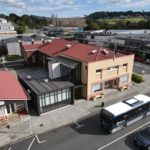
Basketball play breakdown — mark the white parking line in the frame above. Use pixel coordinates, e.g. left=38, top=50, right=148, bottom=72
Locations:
left=74, top=121, right=84, bottom=129
left=27, top=137, right=35, bottom=150
left=134, top=63, right=150, bottom=70
left=35, top=135, right=46, bottom=144
left=97, top=121, right=150, bottom=150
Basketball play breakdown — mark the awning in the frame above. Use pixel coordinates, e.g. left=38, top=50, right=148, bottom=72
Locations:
left=48, top=56, right=80, bottom=69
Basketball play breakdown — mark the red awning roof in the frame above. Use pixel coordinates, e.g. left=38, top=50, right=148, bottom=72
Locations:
left=0, top=71, right=30, bottom=101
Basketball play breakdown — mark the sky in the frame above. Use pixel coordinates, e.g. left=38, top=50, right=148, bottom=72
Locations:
left=0, top=0, right=150, bottom=18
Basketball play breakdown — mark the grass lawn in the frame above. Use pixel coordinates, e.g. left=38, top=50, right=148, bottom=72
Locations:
left=98, top=17, right=145, bottom=25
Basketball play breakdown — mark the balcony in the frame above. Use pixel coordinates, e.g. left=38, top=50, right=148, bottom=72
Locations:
left=106, top=69, right=118, bottom=77
left=119, top=66, right=127, bottom=74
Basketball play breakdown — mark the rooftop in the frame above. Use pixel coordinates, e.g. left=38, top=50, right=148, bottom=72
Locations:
left=22, top=43, right=42, bottom=52
left=38, top=38, right=78, bottom=56
left=23, top=38, right=126, bottom=63
left=17, top=68, right=74, bottom=95
left=62, top=43, right=125, bottom=62
left=0, top=71, right=30, bottom=101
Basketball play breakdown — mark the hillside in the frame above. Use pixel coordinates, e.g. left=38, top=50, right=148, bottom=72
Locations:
left=85, top=11, right=150, bottom=30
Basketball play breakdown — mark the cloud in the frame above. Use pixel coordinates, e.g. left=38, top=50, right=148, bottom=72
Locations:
left=0, top=0, right=26, bottom=8
left=48, top=0, right=75, bottom=6
left=103, top=0, right=150, bottom=7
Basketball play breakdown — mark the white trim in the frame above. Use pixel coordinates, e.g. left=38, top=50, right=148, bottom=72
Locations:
left=0, top=99, right=29, bottom=101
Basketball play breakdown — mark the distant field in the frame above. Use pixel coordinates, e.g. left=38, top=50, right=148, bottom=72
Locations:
left=98, top=17, right=146, bottom=25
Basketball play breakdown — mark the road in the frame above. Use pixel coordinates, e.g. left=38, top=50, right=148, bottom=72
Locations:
left=134, top=61, right=150, bottom=75
left=1, top=92, right=150, bottom=150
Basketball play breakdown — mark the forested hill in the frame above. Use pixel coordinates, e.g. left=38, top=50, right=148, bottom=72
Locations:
left=86, top=11, right=150, bottom=20
left=85, top=11, right=150, bottom=30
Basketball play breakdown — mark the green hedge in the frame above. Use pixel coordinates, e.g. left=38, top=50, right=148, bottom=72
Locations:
left=132, top=73, right=144, bottom=83
left=6, top=55, right=23, bottom=61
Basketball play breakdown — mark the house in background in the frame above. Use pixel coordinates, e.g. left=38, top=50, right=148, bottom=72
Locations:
left=1, top=34, right=51, bottom=56
left=19, top=39, right=134, bottom=115
left=0, top=71, right=30, bottom=126
left=0, top=18, right=17, bottom=41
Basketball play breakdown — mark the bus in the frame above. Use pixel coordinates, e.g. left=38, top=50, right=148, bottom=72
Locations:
left=100, top=94, right=150, bottom=133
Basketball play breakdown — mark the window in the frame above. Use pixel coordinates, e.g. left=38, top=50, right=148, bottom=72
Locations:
left=92, top=83, right=102, bottom=93
left=62, top=89, right=67, bottom=100
left=45, top=94, right=50, bottom=105
left=107, top=66, right=118, bottom=71
left=123, top=64, right=127, bottom=67
left=120, top=75, right=128, bottom=84
left=96, top=69, right=102, bottom=74
left=50, top=92, right=55, bottom=104
left=58, top=90, right=62, bottom=102
left=91, top=35, right=95, bottom=39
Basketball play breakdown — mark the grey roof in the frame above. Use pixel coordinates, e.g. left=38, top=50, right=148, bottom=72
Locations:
left=2, top=34, right=50, bottom=43
left=48, top=56, right=80, bottom=69
left=16, top=67, right=74, bottom=95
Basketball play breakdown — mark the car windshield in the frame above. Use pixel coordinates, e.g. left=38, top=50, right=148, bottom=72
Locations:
left=141, top=128, right=150, bottom=140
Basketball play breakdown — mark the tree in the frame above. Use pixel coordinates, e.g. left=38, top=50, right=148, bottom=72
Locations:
left=16, top=25, right=26, bottom=34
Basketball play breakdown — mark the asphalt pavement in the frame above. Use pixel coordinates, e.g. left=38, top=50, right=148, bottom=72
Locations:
left=1, top=92, right=150, bottom=150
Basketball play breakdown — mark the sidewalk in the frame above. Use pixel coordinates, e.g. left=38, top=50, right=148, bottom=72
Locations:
left=31, top=75, right=150, bottom=135
left=0, top=75, right=150, bottom=147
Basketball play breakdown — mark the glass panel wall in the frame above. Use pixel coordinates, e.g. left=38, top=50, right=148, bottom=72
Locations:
left=39, top=88, right=72, bottom=109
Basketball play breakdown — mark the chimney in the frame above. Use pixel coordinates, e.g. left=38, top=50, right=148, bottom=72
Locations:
left=41, top=38, right=45, bottom=43
left=102, top=49, right=109, bottom=55
left=66, top=44, right=72, bottom=49
left=31, top=39, right=34, bottom=44
left=47, top=39, right=52, bottom=43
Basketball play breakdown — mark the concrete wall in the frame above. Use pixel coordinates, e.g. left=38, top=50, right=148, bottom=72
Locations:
left=7, top=42, right=21, bottom=56
left=87, top=54, right=134, bottom=100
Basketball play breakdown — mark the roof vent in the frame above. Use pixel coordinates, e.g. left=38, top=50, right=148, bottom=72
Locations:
left=47, top=39, right=52, bottom=43
left=66, top=44, right=72, bottom=49
left=26, top=75, right=32, bottom=80
left=91, top=49, right=98, bottom=54
left=102, top=49, right=109, bottom=55
left=31, top=39, right=34, bottom=44
left=44, top=79, right=49, bottom=83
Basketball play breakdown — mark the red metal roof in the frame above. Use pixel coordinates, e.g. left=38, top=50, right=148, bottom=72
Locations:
left=0, top=71, right=30, bottom=101
left=22, top=43, right=42, bottom=52
left=62, top=43, right=125, bottom=62
left=22, top=39, right=127, bottom=63
left=38, top=39, right=78, bottom=56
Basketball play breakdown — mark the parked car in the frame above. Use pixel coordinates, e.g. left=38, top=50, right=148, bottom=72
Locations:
left=146, top=59, right=150, bottom=64
left=134, top=127, right=150, bottom=150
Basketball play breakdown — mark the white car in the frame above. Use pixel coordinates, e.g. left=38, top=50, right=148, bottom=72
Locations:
left=146, top=59, right=150, bottom=64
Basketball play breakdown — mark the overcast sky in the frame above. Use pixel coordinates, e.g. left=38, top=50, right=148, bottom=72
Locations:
left=0, top=0, right=150, bottom=17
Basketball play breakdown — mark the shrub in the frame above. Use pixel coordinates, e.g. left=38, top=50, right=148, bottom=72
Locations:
left=6, top=55, right=23, bottom=61
left=132, top=73, right=144, bottom=83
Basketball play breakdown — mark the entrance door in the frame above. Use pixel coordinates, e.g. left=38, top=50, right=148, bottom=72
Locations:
left=6, top=104, right=15, bottom=115
left=104, top=81, right=111, bottom=88
left=75, top=88, right=82, bottom=100
left=113, top=79, right=118, bottom=88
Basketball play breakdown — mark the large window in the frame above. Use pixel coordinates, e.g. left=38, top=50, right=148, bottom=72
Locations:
left=92, top=83, right=102, bottom=93
left=120, top=75, right=128, bottom=84
left=39, top=88, right=71, bottom=107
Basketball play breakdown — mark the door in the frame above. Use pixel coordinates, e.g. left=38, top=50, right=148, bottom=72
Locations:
left=113, top=79, right=118, bottom=88
left=6, top=104, right=15, bottom=115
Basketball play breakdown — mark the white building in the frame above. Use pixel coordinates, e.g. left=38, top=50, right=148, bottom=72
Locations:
left=0, top=18, right=17, bottom=40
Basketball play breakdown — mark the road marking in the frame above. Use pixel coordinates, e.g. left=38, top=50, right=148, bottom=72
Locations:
left=27, top=137, right=35, bottom=150
left=8, top=147, right=11, bottom=150
left=35, top=135, right=46, bottom=144
left=97, top=121, right=150, bottom=150
left=134, top=63, right=150, bottom=70
left=74, top=121, right=84, bottom=129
